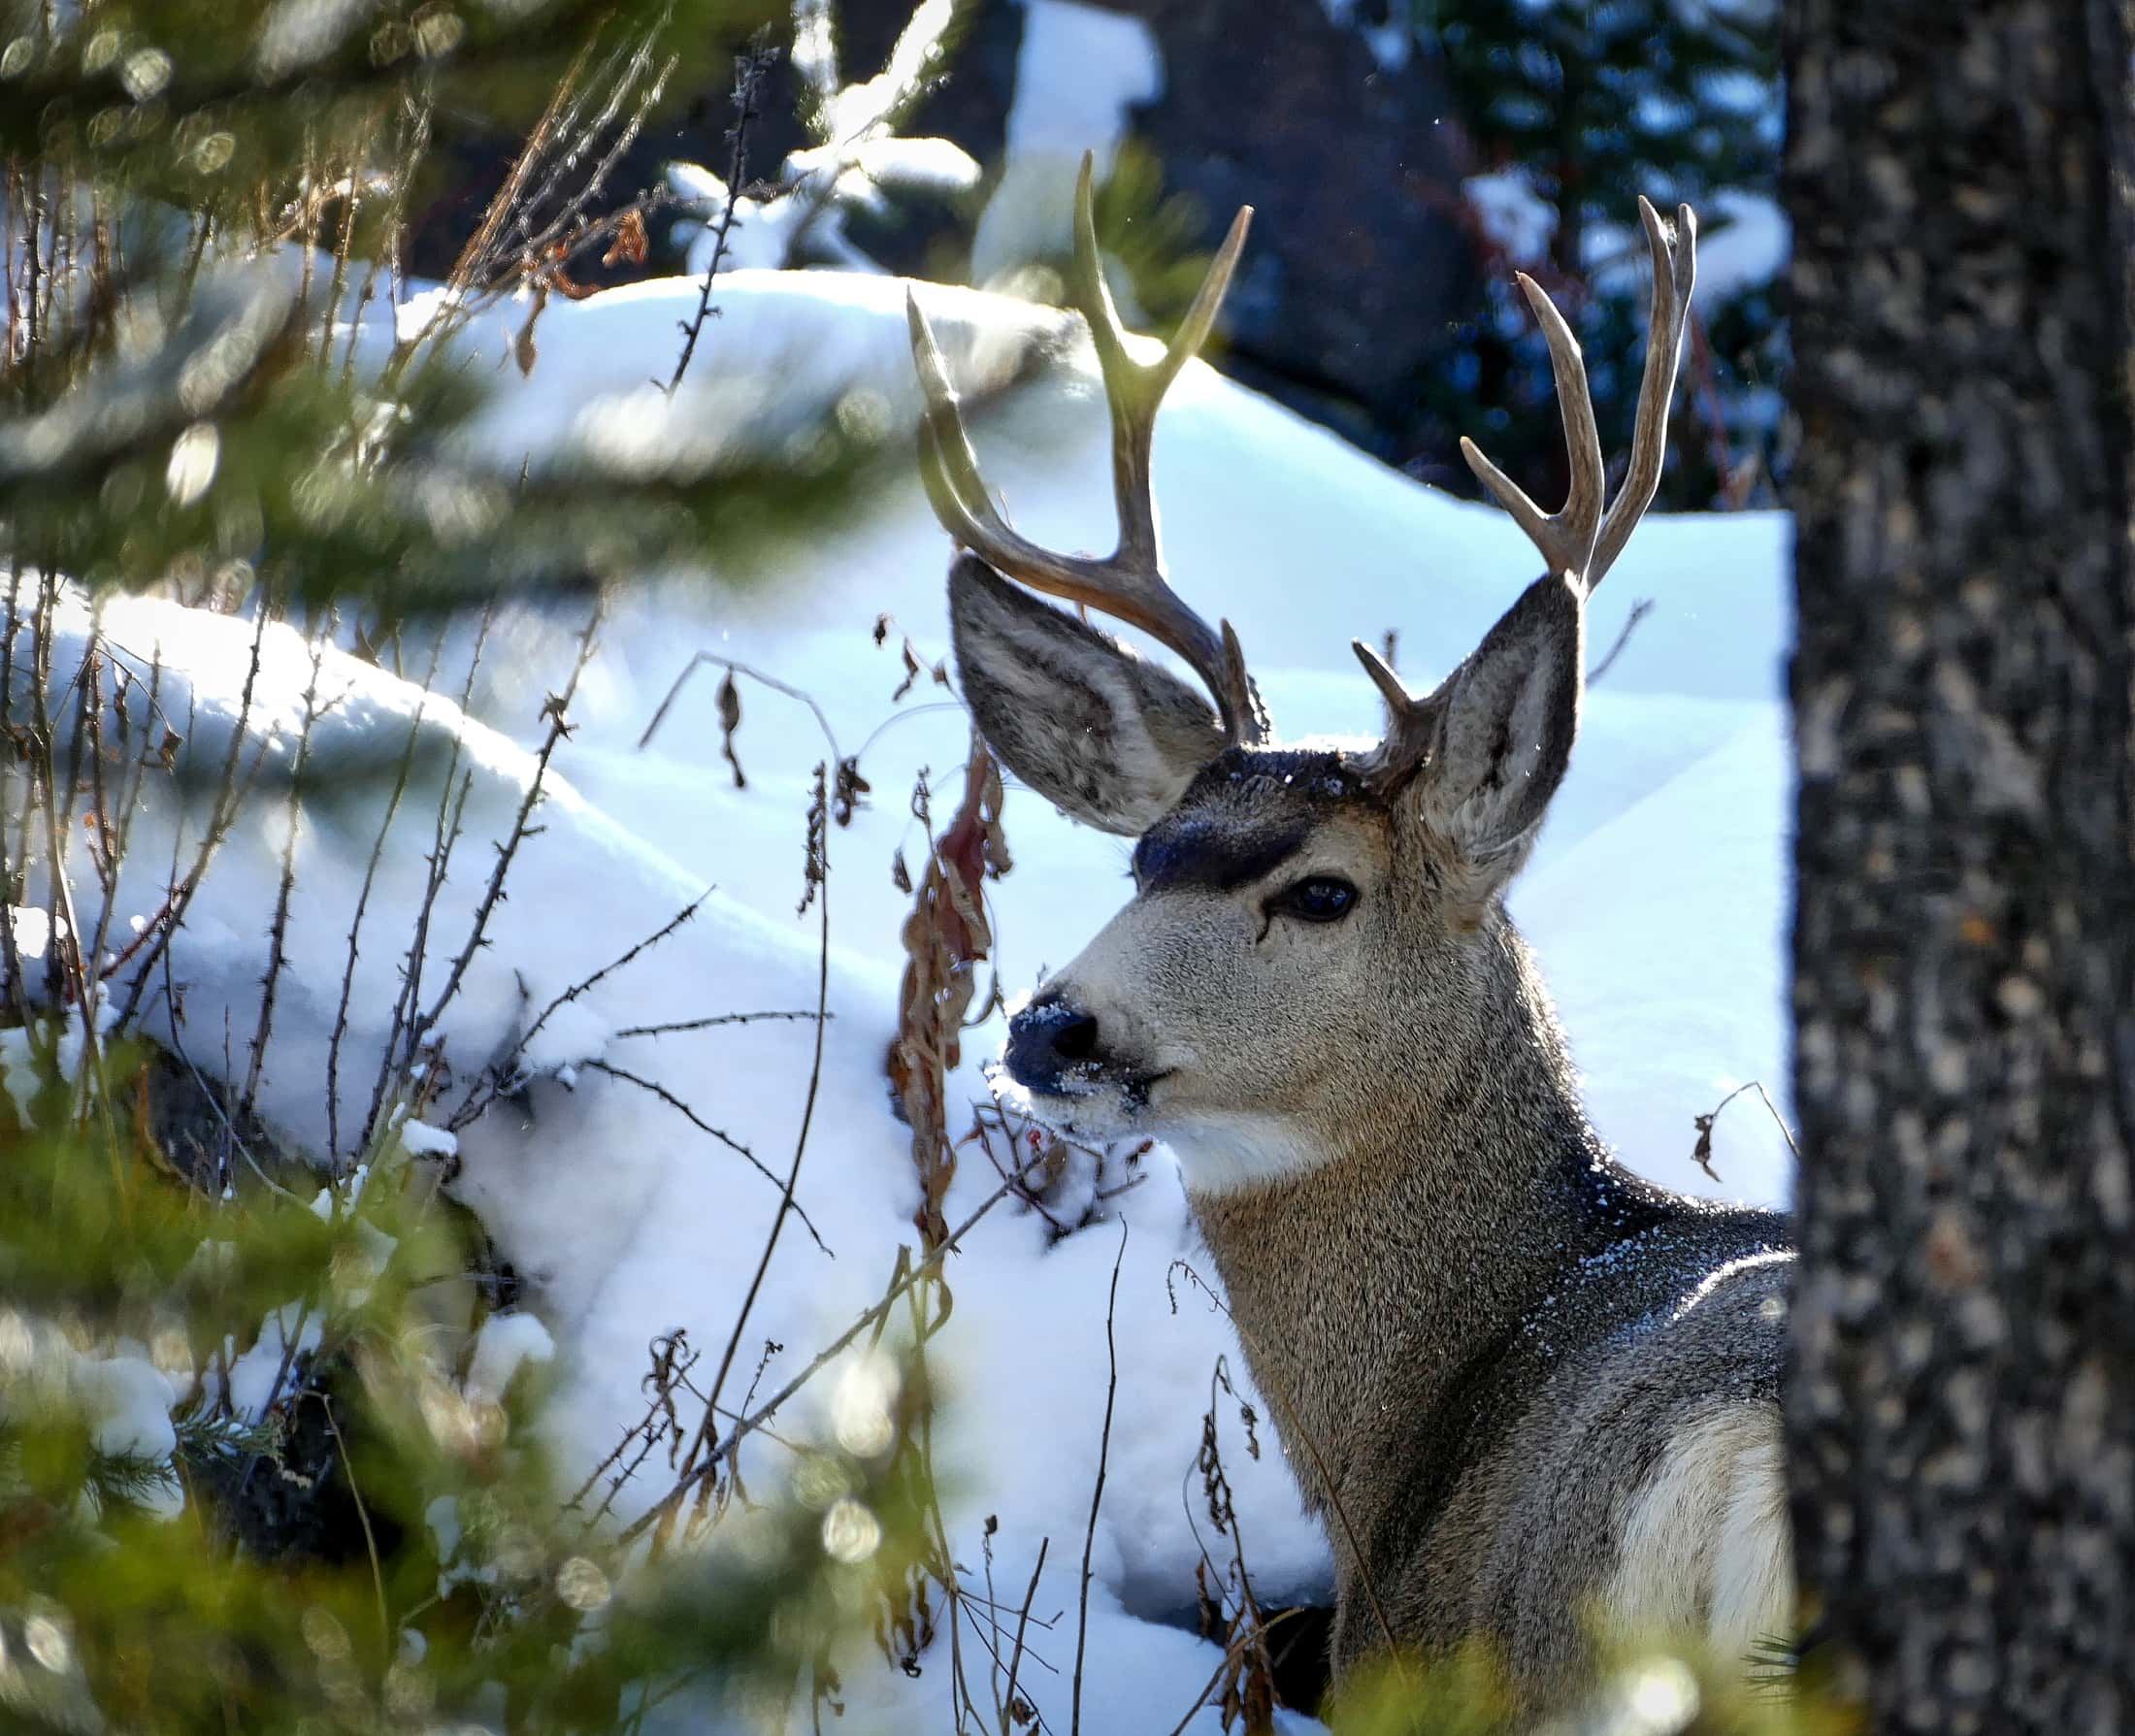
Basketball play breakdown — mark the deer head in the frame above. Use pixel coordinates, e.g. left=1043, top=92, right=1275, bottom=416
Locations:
left=907, top=159, right=1695, bottom=1196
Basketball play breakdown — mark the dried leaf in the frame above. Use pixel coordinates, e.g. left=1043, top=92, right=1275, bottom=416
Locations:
left=885, top=737, right=1010, bottom=1247
left=513, top=284, right=548, bottom=377
left=1692, top=1112, right=1719, bottom=1182
left=798, top=764, right=828, bottom=916
left=545, top=241, right=598, bottom=301
left=833, top=756, right=870, bottom=827
left=603, top=209, right=649, bottom=268
left=715, top=671, right=745, bottom=789
left=892, top=639, right=923, bottom=703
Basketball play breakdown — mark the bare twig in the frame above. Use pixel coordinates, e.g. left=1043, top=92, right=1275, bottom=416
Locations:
left=1588, top=589, right=1648, bottom=683
left=1071, top=1222, right=1128, bottom=1736
left=366, top=767, right=473, bottom=1146
left=1586, top=597, right=1655, bottom=686
left=1161, top=1609, right=1311, bottom=1736
left=241, top=632, right=327, bottom=1122
left=1003, top=1536, right=1051, bottom=1734
left=578, top=1059, right=831, bottom=1256
left=85, top=647, right=168, bottom=985
left=611, top=1009, right=826, bottom=1039
left=619, top=1152, right=1051, bottom=1547
left=322, top=1396, right=390, bottom=1650
left=1692, top=1078, right=1799, bottom=1182
left=517, top=890, right=708, bottom=1061
left=363, top=609, right=494, bottom=1151
left=407, top=603, right=601, bottom=1063
left=639, top=654, right=841, bottom=768
left=663, top=758, right=835, bottom=1519
left=115, top=605, right=274, bottom=1030
left=666, top=35, right=777, bottom=396
left=327, top=630, right=446, bottom=1164
left=448, top=890, right=721, bottom=1130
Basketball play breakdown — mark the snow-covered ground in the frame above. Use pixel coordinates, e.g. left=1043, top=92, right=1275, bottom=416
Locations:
left=17, top=264, right=1792, bottom=1731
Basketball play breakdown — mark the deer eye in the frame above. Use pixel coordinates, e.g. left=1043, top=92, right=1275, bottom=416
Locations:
left=1275, top=875, right=1358, bottom=924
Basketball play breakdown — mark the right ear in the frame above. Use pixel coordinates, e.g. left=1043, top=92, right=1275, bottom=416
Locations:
left=1403, top=570, right=1585, bottom=896
left=948, top=555, right=1226, bottom=835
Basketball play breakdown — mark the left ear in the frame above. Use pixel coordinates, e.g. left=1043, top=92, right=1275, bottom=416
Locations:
left=1407, top=572, right=1585, bottom=887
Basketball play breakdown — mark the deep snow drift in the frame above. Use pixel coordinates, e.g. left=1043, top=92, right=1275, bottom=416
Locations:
left=18, top=263, right=1793, bottom=1731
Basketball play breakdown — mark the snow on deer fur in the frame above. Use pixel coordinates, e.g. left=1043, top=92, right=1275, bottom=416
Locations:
left=20, top=264, right=1791, bottom=1729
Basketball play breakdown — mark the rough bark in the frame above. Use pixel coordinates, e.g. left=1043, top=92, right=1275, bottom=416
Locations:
left=1785, top=2, right=2135, bottom=1730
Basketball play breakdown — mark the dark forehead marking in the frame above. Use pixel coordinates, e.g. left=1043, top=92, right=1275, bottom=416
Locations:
left=1131, top=746, right=1380, bottom=893
left=1133, top=813, right=1314, bottom=894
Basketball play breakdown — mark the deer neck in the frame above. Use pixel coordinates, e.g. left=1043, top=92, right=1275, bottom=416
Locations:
left=1176, top=920, right=1647, bottom=1534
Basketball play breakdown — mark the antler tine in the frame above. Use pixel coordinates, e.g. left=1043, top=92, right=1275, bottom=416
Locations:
left=1347, top=639, right=1446, bottom=795
left=1066, top=151, right=1256, bottom=720
left=905, top=154, right=1265, bottom=744
left=1588, top=196, right=1698, bottom=590
left=1459, top=275, right=1606, bottom=585
left=907, top=290, right=1096, bottom=592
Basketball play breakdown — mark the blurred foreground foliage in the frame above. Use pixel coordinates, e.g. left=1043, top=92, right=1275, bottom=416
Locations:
left=0, top=0, right=905, bottom=626
left=0, top=0, right=949, bottom=1728
left=0, top=1030, right=943, bottom=1732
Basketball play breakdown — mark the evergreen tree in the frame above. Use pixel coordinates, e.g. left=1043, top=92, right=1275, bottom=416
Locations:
left=1417, top=0, right=1784, bottom=509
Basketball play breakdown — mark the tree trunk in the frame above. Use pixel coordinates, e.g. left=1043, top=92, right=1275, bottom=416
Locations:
left=1785, top=2, right=2135, bottom=1729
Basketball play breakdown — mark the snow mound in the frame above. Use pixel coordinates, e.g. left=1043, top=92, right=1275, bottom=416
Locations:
left=23, top=261, right=1793, bottom=1729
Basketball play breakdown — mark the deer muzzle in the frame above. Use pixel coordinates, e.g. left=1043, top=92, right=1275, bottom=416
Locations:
left=1002, top=991, right=1104, bottom=1096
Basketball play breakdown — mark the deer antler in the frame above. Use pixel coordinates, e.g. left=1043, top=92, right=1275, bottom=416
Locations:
left=905, top=152, right=1265, bottom=744
left=1461, top=275, right=1607, bottom=585
left=1352, top=196, right=1697, bottom=796
left=1462, top=195, right=1697, bottom=596
left=1590, top=198, right=1697, bottom=589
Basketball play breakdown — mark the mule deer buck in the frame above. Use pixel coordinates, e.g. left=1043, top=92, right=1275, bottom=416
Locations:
left=905, top=160, right=1794, bottom=1708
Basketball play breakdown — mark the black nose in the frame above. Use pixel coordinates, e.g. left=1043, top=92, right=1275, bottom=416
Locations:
left=1004, top=992, right=1101, bottom=1093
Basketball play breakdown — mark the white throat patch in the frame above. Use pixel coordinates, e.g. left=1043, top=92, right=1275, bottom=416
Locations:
left=1161, top=1114, right=1331, bottom=1198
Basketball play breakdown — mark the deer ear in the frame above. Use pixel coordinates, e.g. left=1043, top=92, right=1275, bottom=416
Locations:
left=1409, top=571, right=1585, bottom=885
left=949, top=555, right=1226, bottom=836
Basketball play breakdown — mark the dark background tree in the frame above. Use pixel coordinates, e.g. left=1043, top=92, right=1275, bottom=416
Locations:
left=1786, top=1, right=2135, bottom=1727
left=402, top=0, right=1788, bottom=504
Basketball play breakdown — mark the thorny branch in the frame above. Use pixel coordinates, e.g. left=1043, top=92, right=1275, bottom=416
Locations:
left=327, top=629, right=449, bottom=1165
left=577, top=1058, right=832, bottom=1256
left=666, top=35, right=778, bottom=396
left=448, top=889, right=715, bottom=1128
left=610, top=1008, right=825, bottom=1040
left=656, top=759, right=837, bottom=1536
left=364, top=611, right=496, bottom=1149
left=115, top=604, right=274, bottom=1030
left=405, top=603, right=602, bottom=1069
left=242, top=631, right=329, bottom=1124
left=619, top=1150, right=1055, bottom=1550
